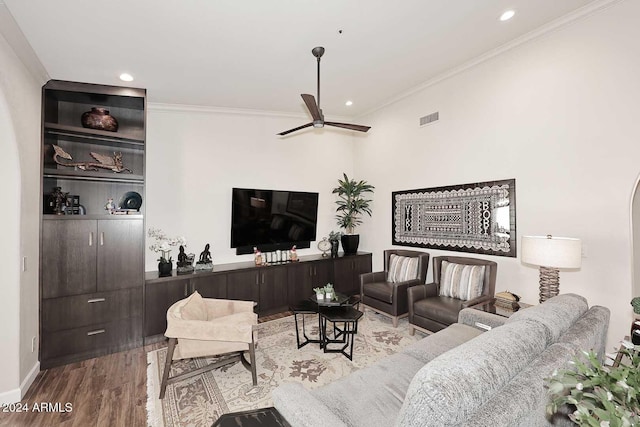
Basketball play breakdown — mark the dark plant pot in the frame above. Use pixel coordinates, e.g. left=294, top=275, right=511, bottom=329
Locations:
left=341, top=234, right=360, bottom=255
left=158, top=260, right=173, bottom=277
left=330, top=240, right=339, bottom=258
left=81, top=107, right=119, bottom=132
left=632, top=319, right=640, bottom=345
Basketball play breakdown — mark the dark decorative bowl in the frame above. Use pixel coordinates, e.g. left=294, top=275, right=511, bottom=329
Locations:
left=81, top=107, right=119, bottom=132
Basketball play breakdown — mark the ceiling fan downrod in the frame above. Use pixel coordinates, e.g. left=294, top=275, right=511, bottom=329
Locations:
left=312, top=46, right=324, bottom=112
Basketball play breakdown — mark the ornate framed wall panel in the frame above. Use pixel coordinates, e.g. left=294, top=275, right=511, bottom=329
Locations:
left=392, top=179, right=516, bottom=257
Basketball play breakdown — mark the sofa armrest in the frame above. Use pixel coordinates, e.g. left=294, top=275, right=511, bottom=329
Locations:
left=458, top=307, right=508, bottom=331
left=272, top=383, right=348, bottom=427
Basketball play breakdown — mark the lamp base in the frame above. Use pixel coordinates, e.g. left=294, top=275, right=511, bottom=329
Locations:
left=539, top=266, right=559, bottom=303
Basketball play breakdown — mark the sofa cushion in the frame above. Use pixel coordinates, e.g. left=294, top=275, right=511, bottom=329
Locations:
left=396, top=318, right=551, bottom=427
left=438, top=261, right=485, bottom=301
left=387, top=254, right=419, bottom=283
left=312, top=352, right=425, bottom=427
left=363, top=281, right=394, bottom=303
left=401, top=323, right=483, bottom=364
left=413, top=296, right=464, bottom=325
left=557, top=306, right=610, bottom=362
left=179, top=291, right=207, bottom=321
left=464, top=342, right=577, bottom=427
left=507, top=293, right=589, bottom=342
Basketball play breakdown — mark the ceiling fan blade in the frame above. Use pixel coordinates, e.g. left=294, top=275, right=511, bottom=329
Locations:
left=301, top=94, right=322, bottom=121
left=324, top=122, right=371, bottom=133
left=277, top=122, right=313, bottom=136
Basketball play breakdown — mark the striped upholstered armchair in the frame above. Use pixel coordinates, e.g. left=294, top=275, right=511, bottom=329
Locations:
left=408, top=256, right=497, bottom=335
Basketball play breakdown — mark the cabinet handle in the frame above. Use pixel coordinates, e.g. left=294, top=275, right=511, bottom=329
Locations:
left=256, top=274, right=259, bottom=285
left=261, top=273, right=265, bottom=284
left=89, top=232, right=93, bottom=246
left=87, top=329, right=105, bottom=336
left=184, top=283, right=188, bottom=296
left=100, top=232, right=105, bottom=246
left=87, top=298, right=106, bottom=303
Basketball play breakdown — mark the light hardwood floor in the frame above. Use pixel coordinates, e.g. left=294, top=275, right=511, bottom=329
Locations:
left=0, top=312, right=290, bottom=427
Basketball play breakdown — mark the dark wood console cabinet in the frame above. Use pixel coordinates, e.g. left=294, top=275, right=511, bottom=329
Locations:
left=144, top=253, right=372, bottom=342
left=39, top=80, right=146, bottom=369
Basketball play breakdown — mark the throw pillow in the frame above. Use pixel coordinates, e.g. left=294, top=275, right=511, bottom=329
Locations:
left=387, top=254, right=420, bottom=283
left=180, top=290, right=208, bottom=321
left=438, top=261, right=486, bottom=301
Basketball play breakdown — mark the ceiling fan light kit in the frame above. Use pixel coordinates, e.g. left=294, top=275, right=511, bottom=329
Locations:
left=278, top=47, right=371, bottom=136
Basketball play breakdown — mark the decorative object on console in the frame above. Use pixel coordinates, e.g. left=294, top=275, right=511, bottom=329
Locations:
left=521, top=235, right=582, bottom=303
left=277, top=47, right=371, bottom=136
left=48, top=186, right=69, bottom=215
left=176, top=245, right=195, bottom=275
left=333, top=173, right=374, bottom=255
left=392, top=179, right=516, bottom=257
left=105, top=197, right=115, bottom=213
left=51, top=144, right=132, bottom=173
left=81, top=107, right=119, bottom=132
left=494, top=291, right=521, bottom=311
left=196, top=243, right=214, bottom=271
left=253, top=247, right=263, bottom=266
left=148, top=228, right=187, bottom=277
left=317, top=237, right=331, bottom=257
left=329, top=231, right=342, bottom=258
left=290, top=245, right=298, bottom=262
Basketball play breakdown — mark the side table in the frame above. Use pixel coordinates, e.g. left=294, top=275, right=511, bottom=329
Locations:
left=320, top=306, right=363, bottom=360
left=470, top=300, right=532, bottom=331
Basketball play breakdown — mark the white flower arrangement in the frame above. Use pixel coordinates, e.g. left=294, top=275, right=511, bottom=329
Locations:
left=148, top=227, right=186, bottom=262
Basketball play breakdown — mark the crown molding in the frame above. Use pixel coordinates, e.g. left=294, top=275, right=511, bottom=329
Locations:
left=358, top=0, right=623, bottom=119
left=0, top=3, right=49, bottom=84
left=149, top=102, right=352, bottom=122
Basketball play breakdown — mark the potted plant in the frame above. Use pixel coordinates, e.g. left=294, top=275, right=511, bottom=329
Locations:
left=313, top=287, right=325, bottom=301
left=148, top=227, right=187, bottom=277
left=546, top=344, right=640, bottom=426
left=332, top=173, right=374, bottom=255
left=324, top=283, right=334, bottom=300
left=631, top=297, right=640, bottom=344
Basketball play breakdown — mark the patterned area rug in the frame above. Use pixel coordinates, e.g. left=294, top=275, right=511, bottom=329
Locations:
left=146, top=308, right=422, bottom=427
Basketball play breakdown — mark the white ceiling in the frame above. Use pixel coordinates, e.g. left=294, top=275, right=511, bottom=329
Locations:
left=5, top=0, right=599, bottom=118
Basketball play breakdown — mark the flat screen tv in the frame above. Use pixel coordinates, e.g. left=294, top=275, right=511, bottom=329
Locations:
left=231, top=188, right=319, bottom=254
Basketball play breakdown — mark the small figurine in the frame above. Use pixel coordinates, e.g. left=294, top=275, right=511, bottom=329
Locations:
left=290, top=245, right=299, bottom=262
left=195, top=243, right=213, bottom=271
left=49, top=186, right=70, bottom=215
left=254, top=247, right=263, bottom=266
left=105, top=197, right=115, bottom=213
left=176, top=245, right=195, bottom=275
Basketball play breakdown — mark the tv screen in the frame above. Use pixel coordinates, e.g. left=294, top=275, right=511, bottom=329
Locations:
left=231, top=188, right=319, bottom=252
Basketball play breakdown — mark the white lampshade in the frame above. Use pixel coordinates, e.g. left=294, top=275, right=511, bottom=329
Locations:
left=521, top=235, right=582, bottom=269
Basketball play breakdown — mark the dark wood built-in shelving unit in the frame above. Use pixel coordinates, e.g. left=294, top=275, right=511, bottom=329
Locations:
left=39, top=80, right=147, bottom=369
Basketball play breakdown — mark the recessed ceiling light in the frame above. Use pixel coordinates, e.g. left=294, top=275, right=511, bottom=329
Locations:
left=500, top=10, right=515, bottom=21
left=345, top=100, right=353, bottom=106
left=119, top=73, right=134, bottom=82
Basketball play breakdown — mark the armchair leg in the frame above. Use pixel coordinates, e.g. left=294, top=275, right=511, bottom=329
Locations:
left=249, top=339, right=257, bottom=386
left=160, top=338, right=177, bottom=399
left=409, top=325, right=415, bottom=336
left=392, top=317, right=398, bottom=328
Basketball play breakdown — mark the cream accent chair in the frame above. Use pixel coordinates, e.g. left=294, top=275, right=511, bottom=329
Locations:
left=159, top=291, right=258, bottom=399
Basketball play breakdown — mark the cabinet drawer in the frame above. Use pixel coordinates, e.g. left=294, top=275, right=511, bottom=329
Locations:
left=42, top=288, right=142, bottom=332
left=41, top=317, right=142, bottom=361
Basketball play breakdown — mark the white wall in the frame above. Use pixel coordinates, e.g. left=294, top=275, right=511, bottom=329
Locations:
left=0, top=27, right=43, bottom=400
left=355, top=0, right=640, bottom=350
left=145, top=105, right=356, bottom=269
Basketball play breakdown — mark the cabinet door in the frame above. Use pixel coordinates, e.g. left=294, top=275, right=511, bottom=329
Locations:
left=144, top=279, right=190, bottom=338
left=97, top=219, right=144, bottom=291
left=192, top=274, right=227, bottom=299
left=42, top=220, right=97, bottom=298
left=287, top=261, right=332, bottom=307
left=226, top=270, right=260, bottom=303
left=333, top=255, right=372, bottom=296
left=259, top=266, right=288, bottom=315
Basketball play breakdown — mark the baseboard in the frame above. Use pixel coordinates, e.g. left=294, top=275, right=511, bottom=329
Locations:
left=20, top=361, right=40, bottom=399
left=0, top=387, right=21, bottom=405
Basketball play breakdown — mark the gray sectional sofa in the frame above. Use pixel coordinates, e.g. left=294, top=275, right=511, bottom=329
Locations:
left=272, top=293, right=610, bottom=427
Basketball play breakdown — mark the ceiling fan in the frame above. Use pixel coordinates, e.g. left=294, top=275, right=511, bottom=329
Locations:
left=278, top=46, right=371, bottom=136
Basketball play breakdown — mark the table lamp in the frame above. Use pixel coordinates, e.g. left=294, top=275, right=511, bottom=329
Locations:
left=521, top=235, right=582, bottom=303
